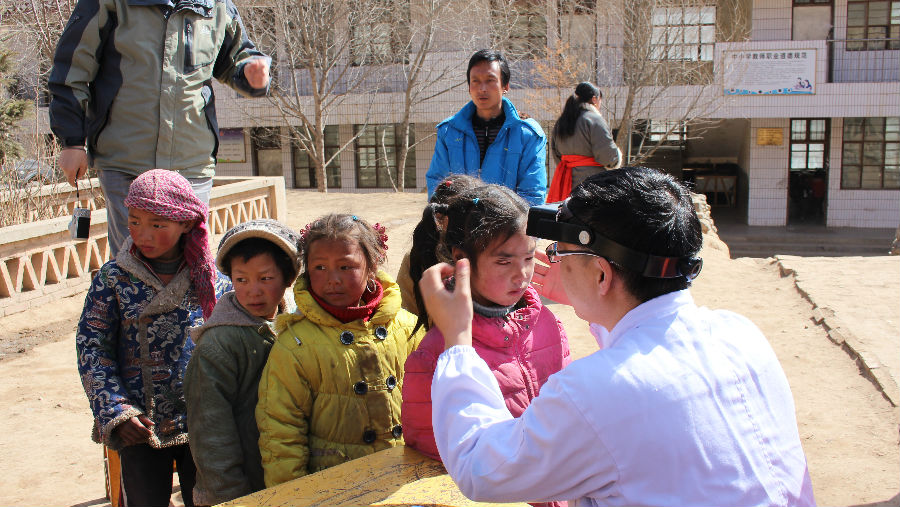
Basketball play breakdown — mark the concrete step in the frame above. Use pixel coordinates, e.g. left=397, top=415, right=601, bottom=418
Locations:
left=725, top=243, right=890, bottom=258
left=718, top=229, right=894, bottom=258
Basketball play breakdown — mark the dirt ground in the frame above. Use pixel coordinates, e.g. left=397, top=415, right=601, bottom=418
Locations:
left=0, top=190, right=897, bottom=507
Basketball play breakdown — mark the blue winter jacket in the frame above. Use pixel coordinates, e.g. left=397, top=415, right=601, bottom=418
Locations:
left=426, top=97, right=547, bottom=205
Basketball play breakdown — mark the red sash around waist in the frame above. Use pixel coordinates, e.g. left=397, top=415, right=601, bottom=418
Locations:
left=546, top=154, right=602, bottom=203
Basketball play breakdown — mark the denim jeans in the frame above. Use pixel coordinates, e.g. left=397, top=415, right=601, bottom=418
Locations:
left=118, top=443, right=196, bottom=507
left=98, top=169, right=213, bottom=258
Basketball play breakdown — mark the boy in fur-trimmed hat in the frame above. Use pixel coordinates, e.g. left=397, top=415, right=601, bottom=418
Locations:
left=184, top=219, right=301, bottom=506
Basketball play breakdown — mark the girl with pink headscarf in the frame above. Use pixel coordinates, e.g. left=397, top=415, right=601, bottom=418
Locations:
left=76, top=169, right=230, bottom=507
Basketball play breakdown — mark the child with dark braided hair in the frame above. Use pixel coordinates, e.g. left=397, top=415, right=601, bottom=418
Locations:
left=255, top=214, right=425, bottom=487
left=401, top=184, right=570, bottom=507
left=396, top=174, right=482, bottom=324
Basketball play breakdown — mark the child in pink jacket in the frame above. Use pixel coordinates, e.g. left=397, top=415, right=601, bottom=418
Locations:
left=402, top=184, right=570, bottom=507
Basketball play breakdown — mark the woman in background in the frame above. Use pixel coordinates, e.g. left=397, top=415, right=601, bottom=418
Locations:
left=547, top=82, right=621, bottom=202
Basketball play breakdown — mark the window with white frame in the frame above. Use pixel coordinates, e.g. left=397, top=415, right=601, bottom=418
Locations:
left=841, top=117, right=900, bottom=189
left=846, top=0, right=900, bottom=50
left=650, top=5, right=716, bottom=61
left=647, top=119, right=688, bottom=143
left=355, top=124, right=416, bottom=189
left=293, top=126, right=341, bottom=189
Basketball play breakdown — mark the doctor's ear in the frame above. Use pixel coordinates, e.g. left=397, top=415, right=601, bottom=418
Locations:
left=595, top=257, right=616, bottom=295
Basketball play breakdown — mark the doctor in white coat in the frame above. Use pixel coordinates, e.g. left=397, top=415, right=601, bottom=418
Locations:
left=419, top=166, right=816, bottom=507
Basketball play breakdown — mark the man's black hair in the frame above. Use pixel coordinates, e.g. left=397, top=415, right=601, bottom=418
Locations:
left=221, top=237, right=296, bottom=285
left=566, top=166, right=702, bottom=302
left=467, top=49, right=510, bottom=86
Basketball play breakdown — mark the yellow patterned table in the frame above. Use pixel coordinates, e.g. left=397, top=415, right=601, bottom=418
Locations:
left=219, top=446, right=528, bottom=507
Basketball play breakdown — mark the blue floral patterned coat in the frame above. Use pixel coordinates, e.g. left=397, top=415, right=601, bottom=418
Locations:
left=76, top=237, right=230, bottom=450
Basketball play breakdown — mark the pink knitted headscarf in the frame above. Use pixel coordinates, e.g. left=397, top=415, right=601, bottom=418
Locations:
left=123, top=169, right=215, bottom=319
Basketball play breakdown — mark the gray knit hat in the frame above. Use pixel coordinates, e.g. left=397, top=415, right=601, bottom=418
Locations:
left=216, top=219, right=302, bottom=282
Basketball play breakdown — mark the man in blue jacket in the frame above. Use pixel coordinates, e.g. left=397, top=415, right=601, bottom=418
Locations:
left=426, top=50, right=547, bottom=205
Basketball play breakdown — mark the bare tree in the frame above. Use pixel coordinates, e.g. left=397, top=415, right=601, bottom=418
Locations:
left=595, top=0, right=749, bottom=163
left=3, top=0, right=77, bottom=105
left=513, top=0, right=750, bottom=164
left=242, top=0, right=395, bottom=192
left=1, top=1, right=71, bottom=186
left=385, top=0, right=484, bottom=192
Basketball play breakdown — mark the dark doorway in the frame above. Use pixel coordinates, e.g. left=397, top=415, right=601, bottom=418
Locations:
left=788, top=119, right=829, bottom=225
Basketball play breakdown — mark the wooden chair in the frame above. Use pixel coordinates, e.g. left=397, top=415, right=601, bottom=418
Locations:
left=104, top=446, right=124, bottom=507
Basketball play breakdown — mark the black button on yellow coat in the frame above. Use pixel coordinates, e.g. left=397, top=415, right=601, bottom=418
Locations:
left=353, top=381, right=368, bottom=395
left=340, top=330, right=354, bottom=345
left=374, top=326, right=388, bottom=340
left=256, top=271, right=426, bottom=487
left=386, top=375, right=397, bottom=391
left=391, top=425, right=402, bottom=438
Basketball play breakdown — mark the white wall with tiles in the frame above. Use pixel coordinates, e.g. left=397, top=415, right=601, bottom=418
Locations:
left=415, top=123, right=438, bottom=194
left=750, top=0, right=792, bottom=41
left=216, top=129, right=254, bottom=176
left=747, top=118, right=790, bottom=226
left=825, top=118, right=900, bottom=228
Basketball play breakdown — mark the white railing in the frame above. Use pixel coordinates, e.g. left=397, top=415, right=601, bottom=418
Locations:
left=0, top=176, right=286, bottom=317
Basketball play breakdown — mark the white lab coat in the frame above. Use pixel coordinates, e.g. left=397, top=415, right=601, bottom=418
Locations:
left=432, top=290, right=815, bottom=507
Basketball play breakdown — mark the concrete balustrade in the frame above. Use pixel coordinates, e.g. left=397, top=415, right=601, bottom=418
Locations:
left=0, top=176, right=286, bottom=317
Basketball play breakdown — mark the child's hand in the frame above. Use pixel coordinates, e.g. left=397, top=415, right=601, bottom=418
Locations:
left=244, top=56, right=270, bottom=89
left=419, top=260, right=473, bottom=350
left=532, top=251, right=571, bottom=306
left=114, top=415, right=154, bottom=446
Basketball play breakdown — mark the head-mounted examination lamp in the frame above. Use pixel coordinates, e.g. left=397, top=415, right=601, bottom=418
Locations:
left=526, top=202, right=703, bottom=281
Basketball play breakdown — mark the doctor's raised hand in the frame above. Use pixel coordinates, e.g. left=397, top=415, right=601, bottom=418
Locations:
left=531, top=249, right=571, bottom=306
left=418, top=259, right=474, bottom=350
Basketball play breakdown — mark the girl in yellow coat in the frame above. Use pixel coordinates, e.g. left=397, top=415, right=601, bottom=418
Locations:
left=256, top=214, right=424, bottom=487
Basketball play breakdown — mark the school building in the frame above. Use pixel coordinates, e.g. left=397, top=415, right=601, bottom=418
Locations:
left=22, top=0, right=900, bottom=228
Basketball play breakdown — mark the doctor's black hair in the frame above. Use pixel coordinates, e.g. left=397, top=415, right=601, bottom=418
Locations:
left=566, top=166, right=702, bottom=302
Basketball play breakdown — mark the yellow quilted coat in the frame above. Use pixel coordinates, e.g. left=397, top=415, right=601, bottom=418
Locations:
left=256, top=270, right=424, bottom=487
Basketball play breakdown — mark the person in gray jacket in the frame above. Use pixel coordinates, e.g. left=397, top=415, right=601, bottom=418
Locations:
left=49, top=0, right=271, bottom=256
left=547, top=82, right=621, bottom=202
left=184, top=219, right=301, bottom=506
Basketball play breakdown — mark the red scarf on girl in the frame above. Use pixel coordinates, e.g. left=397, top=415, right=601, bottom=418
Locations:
left=310, top=279, right=384, bottom=323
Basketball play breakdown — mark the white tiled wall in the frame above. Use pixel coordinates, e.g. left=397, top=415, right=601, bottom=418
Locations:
left=825, top=118, right=900, bottom=228
left=747, top=118, right=790, bottom=226
left=745, top=117, right=900, bottom=228
left=751, top=0, right=792, bottom=41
